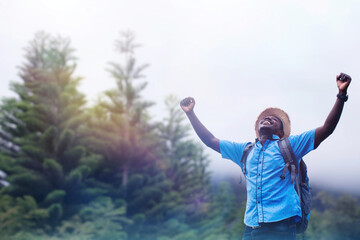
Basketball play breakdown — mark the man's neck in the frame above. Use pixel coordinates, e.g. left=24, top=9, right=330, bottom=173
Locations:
left=259, top=128, right=273, bottom=145
left=259, top=134, right=280, bottom=145
left=259, top=135, right=270, bottom=145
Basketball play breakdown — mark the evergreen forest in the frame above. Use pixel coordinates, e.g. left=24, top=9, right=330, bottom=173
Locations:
left=0, top=32, right=359, bottom=240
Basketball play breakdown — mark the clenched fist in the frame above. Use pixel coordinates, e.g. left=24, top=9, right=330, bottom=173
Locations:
left=180, top=97, right=195, bottom=113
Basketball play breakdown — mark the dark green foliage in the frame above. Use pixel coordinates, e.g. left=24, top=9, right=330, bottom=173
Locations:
left=44, top=190, right=66, bottom=206
left=0, top=194, right=49, bottom=234
left=127, top=94, right=214, bottom=240
left=48, top=203, right=63, bottom=222
left=55, top=197, right=129, bottom=240
left=0, top=32, right=128, bottom=238
left=305, top=191, right=360, bottom=240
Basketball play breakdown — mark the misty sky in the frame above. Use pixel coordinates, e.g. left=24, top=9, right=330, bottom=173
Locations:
left=0, top=0, right=359, bottom=192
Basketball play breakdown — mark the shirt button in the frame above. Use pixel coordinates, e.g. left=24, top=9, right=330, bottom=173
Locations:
left=258, top=187, right=260, bottom=189
left=259, top=161, right=261, bottom=164
left=258, top=174, right=261, bottom=176
left=258, top=201, right=260, bottom=203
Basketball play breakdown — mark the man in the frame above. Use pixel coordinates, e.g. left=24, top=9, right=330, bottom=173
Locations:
left=180, top=74, right=351, bottom=240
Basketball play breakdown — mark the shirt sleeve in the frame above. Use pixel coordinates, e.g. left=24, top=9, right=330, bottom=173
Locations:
left=288, top=129, right=316, bottom=161
left=219, top=140, right=250, bottom=167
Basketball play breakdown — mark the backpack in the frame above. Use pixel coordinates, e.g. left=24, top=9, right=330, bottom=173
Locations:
left=240, top=138, right=311, bottom=234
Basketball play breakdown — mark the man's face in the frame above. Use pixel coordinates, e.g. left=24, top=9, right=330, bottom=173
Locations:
left=258, top=115, right=283, bottom=137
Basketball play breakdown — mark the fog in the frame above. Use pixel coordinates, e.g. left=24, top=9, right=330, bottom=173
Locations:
left=1, top=0, right=359, bottom=192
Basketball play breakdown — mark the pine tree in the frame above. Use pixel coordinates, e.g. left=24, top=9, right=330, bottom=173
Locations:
left=87, top=30, right=154, bottom=188
left=146, top=95, right=213, bottom=239
left=0, top=32, right=124, bottom=237
left=85, top=31, right=170, bottom=239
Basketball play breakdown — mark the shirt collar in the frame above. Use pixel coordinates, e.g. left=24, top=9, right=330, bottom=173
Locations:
left=272, top=135, right=280, bottom=140
left=255, top=134, right=280, bottom=142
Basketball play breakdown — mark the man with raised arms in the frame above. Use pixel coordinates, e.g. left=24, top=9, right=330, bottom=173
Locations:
left=180, top=73, right=351, bottom=240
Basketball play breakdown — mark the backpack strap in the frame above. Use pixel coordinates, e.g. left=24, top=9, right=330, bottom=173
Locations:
left=278, top=138, right=298, bottom=184
left=278, top=139, right=312, bottom=235
left=240, top=142, right=255, bottom=175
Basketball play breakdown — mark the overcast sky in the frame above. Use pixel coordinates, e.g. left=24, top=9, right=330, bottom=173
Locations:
left=1, top=0, right=359, bottom=193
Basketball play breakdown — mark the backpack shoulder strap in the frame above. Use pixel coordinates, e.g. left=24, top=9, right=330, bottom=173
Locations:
left=278, top=139, right=312, bottom=235
left=278, top=138, right=298, bottom=184
left=240, top=142, right=255, bottom=175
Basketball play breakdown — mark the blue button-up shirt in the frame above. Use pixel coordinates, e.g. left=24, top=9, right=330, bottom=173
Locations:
left=220, top=129, right=316, bottom=227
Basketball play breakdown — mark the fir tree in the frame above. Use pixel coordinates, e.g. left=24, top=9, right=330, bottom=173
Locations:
left=142, top=95, right=213, bottom=239
left=0, top=32, right=122, bottom=237
left=85, top=31, right=168, bottom=239
left=88, top=30, right=154, bottom=188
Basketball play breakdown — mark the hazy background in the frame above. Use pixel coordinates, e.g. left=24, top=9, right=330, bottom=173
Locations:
left=1, top=0, right=359, bottom=192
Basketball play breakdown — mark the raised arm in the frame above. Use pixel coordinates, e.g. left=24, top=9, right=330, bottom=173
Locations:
left=180, top=97, right=220, bottom=153
left=314, top=73, right=351, bottom=148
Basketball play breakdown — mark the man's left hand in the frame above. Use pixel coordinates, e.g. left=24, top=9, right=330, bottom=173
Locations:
left=336, top=73, right=351, bottom=94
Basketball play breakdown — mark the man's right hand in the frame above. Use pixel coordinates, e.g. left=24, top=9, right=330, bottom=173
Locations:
left=180, top=97, right=195, bottom=113
left=180, top=96, right=220, bottom=153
